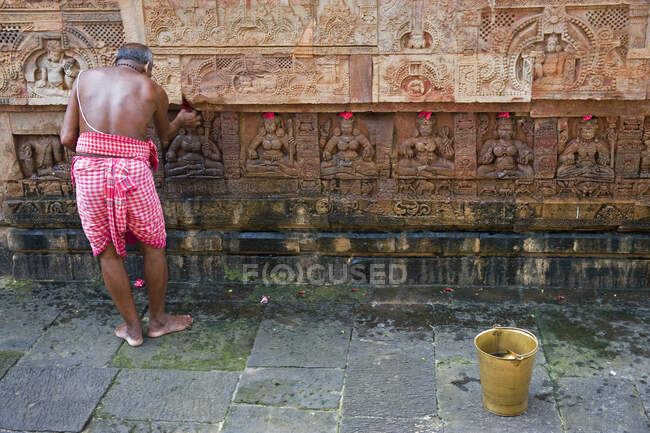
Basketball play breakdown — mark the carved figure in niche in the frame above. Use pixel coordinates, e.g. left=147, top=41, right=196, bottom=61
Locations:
left=245, top=113, right=298, bottom=177
left=18, top=135, right=69, bottom=179
left=525, top=34, right=577, bottom=88
left=165, top=125, right=224, bottom=178
left=477, top=114, right=533, bottom=179
left=30, top=40, right=79, bottom=97
left=557, top=116, right=614, bottom=179
left=321, top=113, right=377, bottom=178
left=398, top=112, right=454, bottom=178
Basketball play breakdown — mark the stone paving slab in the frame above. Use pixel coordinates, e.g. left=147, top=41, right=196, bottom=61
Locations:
left=221, top=405, right=338, bottom=433
left=637, top=379, right=649, bottom=413
left=17, top=303, right=127, bottom=368
left=354, top=303, right=433, bottom=342
left=0, top=351, right=22, bottom=379
left=111, top=318, right=259, bottom=371
left=339, top=416, right=444, bottom=433
left=0, top=366, right=117, bottom=432
left=235, top=367, right=344, bottom=409
left=247, top=313, right=352, bottom=368
left=97, top=369, right=239, bottom=422
left=437, top=362, right=563, bottom=433
left=83, top=419, right=220, bottom=433
left=430, top=302, right=537, bottom=328
left=536, top=305, right=650, bottom=380
left=342, top=331, right=436, bottom=418
left=557, top=376, right=649, bottom=433
left=0, top=300, right=59, bottom=351
left=434, top=325, right=547, bottom=365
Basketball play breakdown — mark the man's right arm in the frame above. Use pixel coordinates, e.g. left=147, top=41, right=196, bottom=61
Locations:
left=152, top=83, right=200, bottom=144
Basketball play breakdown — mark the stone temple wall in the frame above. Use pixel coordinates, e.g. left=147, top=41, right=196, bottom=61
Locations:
left=0, top=1, right=649, bottom=290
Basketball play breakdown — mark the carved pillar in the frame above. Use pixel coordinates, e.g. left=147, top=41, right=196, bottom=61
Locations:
left=294, top=113, right=320, bottom=193
left=534, top=118, right=558, bottom=179
left=220, top=112, right=240, bottom=179
left=453, top=112, right=477, bottom=177
left=616, top=116, right=644, bottom=178
left=119, top=0, right=147, bottom=43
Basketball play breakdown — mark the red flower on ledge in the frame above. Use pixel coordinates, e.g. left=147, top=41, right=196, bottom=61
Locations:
left=498, top=112, right=511, bottom=118
left=582, top=115, right=593, bottom=121
left=262, top=112, right=275, bottom=119
left=418, top=111, right=432, bottom=120
left=339, top=112, right=353, bottom=120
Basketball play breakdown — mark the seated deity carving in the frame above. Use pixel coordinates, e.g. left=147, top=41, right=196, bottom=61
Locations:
left=397, top=113, right=454, bottom=178
left=18, top=135, right=69, bottom=179
left=477, top=115, right=534, bottom=179
left=557, top=117, right=615, bottom=180
left=321, top=114, right=377, bottom=179
left=527, top=34, right=577, bottom=87
left=244, top=114, right=298, bottom=177
left=165, top=125, right=224, bottom=178
left=28, top=40, right=79, bottom=98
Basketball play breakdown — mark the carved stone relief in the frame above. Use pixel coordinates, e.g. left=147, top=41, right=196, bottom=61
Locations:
left=164, top=112, right=224, bottom=179
left=377, top=55, right=454, bottom=102
left=143, top=0, right=313, bottom=47
left=320, top=113, right=376, bottom=179
left=183, top=55, right=349, bottom=105
left=15, top=135, right=71, bottom=179
left=395, top=112, right=454, bottom=179
left=557, top=116, right=615, bottom=180
left=477, top=114, right=533, bottom=179
left=242, top=113, right=300, bottom=178
left=315, top=0, right=376, bottom=46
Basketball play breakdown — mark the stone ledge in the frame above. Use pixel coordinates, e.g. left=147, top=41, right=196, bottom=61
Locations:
left=6, top=229, right=650, bottom=257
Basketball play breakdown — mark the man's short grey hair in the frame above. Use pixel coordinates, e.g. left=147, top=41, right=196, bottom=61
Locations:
left=115, top=43, right=153, bottom=65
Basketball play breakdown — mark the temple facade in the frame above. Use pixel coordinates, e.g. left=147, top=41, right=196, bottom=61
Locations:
left=0, top=1, right=648, bottom=290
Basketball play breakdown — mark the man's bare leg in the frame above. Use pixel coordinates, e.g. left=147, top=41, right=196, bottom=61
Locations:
left=138, top=242, right=193, bottom=337
left=99, top=243, right=143, bottom=346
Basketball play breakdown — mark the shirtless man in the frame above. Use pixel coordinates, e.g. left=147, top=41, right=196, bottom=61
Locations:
left=60, top=43, right=201, bottom=346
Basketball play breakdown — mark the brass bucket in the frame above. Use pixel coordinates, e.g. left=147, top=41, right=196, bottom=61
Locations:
left=474, top=327, right=538, bottom=416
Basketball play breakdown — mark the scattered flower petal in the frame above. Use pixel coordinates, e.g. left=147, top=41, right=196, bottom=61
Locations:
left=582, top=115, right=593, bottom=121
left=297, top=290, right=306, bottom=295
left=350, top=288, right=358, bottom=292
left=362, top=293, right=366, bottom=297
left=610, top=370, right=617, bottom=376
left=339, top=111, right=353, bottom=120
left=260, top=296, right=269, bottom=304
left=227, top=289, right=233, bottom=293
left=418, top=111, right=432, bottom=120
left=556, top=295, right=565, bottom=301
left=133, top=279, right=145, bottom=288
left=341, top=330, right=345, bottom=334
left=445, top=287, right=453, bottom=292
left=422, top=357, right=426, bottom=361
left=498, top=112, right=511, bottom=118
left=262, top=112, right=275, bottom=119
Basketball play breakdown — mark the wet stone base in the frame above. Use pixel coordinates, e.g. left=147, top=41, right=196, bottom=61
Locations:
left=3, top=229, right=649, bottom=301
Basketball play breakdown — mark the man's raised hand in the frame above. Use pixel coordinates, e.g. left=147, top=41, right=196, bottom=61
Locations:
left=178, top=109, right=202, bottom=128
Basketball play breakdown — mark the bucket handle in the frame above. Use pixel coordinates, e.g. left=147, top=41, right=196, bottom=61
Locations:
left=491, top=324, right=538, bottom=360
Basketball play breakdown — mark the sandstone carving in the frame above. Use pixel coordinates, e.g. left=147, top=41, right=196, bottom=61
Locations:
left=379, top=56, right=453, bottom=102
left=397, top=113, right=454, bottom=178
left=243, top=113, right=299, bottom=178
left=557, top=117, right=614, bottom=180
left=25, top=38, right=79, bottom=99
left=165, top=115, right=224, bottom=179
left=320, top=113, right=377, bottom=179
left=477, top=114, right=533, bottom=179
left=16, top=135, right=70, bottom=179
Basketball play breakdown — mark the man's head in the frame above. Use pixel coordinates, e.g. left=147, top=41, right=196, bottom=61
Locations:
left=115, top=43, right=153, bottom=76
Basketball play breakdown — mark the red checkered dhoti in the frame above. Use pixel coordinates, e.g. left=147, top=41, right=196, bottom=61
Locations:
left=72, top=132, right=165, bottom=258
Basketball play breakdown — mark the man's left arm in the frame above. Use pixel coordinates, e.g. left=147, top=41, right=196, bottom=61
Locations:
left=60, top=79, right=80, bottom=150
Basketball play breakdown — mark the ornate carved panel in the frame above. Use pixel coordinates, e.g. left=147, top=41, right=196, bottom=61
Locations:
left=377, top=55, right=454, bottom=102
left=143, top=0, right=313, bottom=47
left=315, top=0, right=376, bottom=46
left=183, top=55, right=349, bottom=105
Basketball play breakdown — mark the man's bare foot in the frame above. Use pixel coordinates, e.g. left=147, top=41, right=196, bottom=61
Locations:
left=147, top=314, right=194, bottom=338
left=115, top=323, right=144, bottom=347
